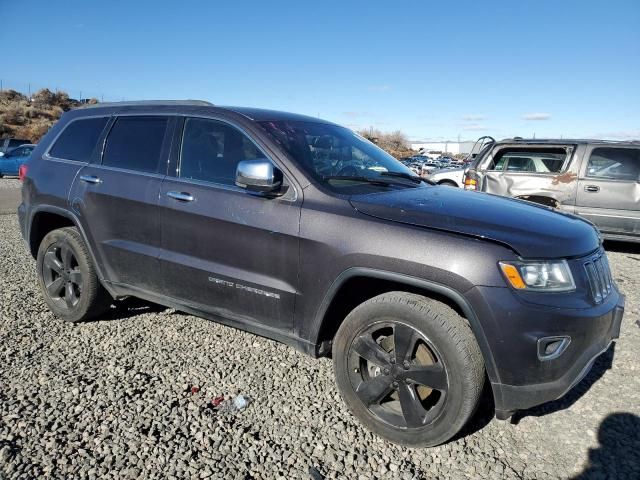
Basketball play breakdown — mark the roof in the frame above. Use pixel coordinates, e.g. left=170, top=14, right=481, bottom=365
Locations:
left=78, top=100, right=214, bottom=109
left=221, top=106, right=335, bottom=124
left=75, top=100, right=336, bottom=125
left=498, top=137, right=640, bottom=145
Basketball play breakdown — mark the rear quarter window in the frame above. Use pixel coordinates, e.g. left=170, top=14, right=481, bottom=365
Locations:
left=49, top=117, right=109, bottom=162
left=102, top=116, right=168, bottom=173
left=8, top=139, right=30, bottom=148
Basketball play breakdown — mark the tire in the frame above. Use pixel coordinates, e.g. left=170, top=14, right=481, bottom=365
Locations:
left=36, top=227, right=112, bottom=322
left=438, top=180, right=458, bottom=187
left=333, top=292, right=484, bottom=447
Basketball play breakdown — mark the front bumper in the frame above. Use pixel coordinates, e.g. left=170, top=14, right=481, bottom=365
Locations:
left=467, top=285, right=625, bottom=415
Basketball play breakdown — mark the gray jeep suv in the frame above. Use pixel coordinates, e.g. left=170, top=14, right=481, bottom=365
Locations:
left=18, top=101, right=625, bottom=446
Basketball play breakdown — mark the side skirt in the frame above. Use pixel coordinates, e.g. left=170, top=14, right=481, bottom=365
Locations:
left=105, top=281, right=318, bottom=357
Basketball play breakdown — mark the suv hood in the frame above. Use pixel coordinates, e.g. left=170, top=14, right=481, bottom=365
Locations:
left=350, top=186, right=599, bottom=258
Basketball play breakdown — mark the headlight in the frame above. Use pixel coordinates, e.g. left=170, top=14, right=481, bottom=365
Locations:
left=499, top=260, right=575, bottom=292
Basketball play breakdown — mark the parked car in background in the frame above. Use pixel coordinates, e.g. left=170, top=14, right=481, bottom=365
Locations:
left=427, top=166, right=466, bottom=187
left=421, top=161, right=440, bottom=174
left=0, top=144, right=35, bottom=177
left=0, top=138, right=31, bottom=154
left=465, top=138, right=640, bottom=242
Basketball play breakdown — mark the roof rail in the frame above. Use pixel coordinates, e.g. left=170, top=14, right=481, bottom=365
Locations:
left=77, top=100, right=214, bottom=109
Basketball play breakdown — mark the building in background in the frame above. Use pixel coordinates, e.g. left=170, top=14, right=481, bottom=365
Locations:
left=410, top=141, right=476, bottom=157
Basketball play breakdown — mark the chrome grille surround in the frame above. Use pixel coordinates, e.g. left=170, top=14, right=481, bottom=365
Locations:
left=584, top=251, right=613, bottom=304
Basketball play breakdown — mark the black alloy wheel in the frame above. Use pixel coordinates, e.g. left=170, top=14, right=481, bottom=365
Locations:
left=42, top=242, right=83, bottom=310
left=347, top=321, right=448, bottom=429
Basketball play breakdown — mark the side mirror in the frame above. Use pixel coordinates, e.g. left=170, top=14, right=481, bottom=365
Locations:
left=235, top=159, right=283, bottom=194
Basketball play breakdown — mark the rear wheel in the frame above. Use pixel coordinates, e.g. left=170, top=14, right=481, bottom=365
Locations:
left=333, top=292, right=484, bottom=446
left=37, top=227, right=112, bottom=322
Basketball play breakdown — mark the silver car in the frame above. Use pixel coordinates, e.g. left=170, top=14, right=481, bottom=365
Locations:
left=465, top=138, right=640, bottom=242
left=427, top=166, right=467, bottom=187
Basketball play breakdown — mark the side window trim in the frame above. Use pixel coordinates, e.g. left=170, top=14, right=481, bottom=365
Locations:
left=99, top=114, right=175, bottom=175
left=175, top=115, right=295, bottom=197
left=44, top=115, right=110, bottom=164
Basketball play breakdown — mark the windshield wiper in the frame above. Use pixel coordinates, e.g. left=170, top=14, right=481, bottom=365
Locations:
left=379, top=171, right=423, bottom=183
left=323, top=175, right=393, bottom=185
left=382, top=171, right=437, bottom=185
left=322, top=175, right=418, bottom=187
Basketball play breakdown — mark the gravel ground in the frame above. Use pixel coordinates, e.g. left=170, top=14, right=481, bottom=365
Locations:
left=0, top=212, right=638, bottom=479
left=0, top=179, right=21, bottom=190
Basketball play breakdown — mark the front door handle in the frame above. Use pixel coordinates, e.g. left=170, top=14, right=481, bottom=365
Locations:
left=584, top=185, right=600, bottom=193
left=80, top=175, right=102, bottom=185
left=166, top=191, right=194, bottom=202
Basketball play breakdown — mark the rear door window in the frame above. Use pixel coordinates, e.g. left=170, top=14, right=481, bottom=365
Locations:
left=488, top=148, right=568, bottom=173
left=585, top=147, right=640, bottom=181
left=103, top=116, right=169, bottom=173
left=49, top=117, right=109, bottom=162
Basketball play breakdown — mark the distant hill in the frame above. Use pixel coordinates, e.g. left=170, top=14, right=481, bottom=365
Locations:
left=0, top=89, right=97, bottom=143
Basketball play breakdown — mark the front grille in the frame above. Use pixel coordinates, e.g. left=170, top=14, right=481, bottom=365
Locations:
left=584, top=252, right=613, bottom=304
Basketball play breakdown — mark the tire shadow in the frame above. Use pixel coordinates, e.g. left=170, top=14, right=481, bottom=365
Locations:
left=572, top=412, right=640, bottom=479
left=451, top=377, right=496, bottom=440
left=99, top=297, right=169, bottom=321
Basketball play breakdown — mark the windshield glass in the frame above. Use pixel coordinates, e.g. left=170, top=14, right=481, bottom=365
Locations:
left=259, top=120, right=423, bottom=192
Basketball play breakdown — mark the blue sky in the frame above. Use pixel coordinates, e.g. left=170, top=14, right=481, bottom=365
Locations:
left=2, top=0, right=639, bottom=141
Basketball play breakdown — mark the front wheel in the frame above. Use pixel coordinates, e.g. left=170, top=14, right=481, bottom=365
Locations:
left=36, top=227, right=112, bottom=322
left=333, top=292, right=485, bottom=447
left=438, top=180, right=458, bottom=187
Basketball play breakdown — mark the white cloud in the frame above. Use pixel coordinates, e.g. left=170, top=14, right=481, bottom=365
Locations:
left=462, top=114, right=486, bottom=121
left=463, top=123, right=488, bottom=131
left=522, top=112, right=551, bottom=121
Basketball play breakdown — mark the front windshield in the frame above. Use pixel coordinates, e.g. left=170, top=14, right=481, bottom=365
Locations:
left=259, top=120, right=422, bottom=192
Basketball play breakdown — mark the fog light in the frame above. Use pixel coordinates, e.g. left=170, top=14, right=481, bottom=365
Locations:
left=537, top=336, right=571, bottom=361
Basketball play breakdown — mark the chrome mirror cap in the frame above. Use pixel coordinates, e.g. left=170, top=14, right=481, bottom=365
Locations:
left=235, top=159, right=283, bottom=193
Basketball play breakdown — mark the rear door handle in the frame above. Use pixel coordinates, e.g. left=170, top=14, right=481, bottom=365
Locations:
left=80, top=175, right=102, bottom=184
left=166, top=191, right=194, bottom=202
left=584, top=185, right=600, bottom=192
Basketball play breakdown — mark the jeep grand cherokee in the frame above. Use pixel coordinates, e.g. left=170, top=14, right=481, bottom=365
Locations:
left=18, top=101, right=625, bottom=446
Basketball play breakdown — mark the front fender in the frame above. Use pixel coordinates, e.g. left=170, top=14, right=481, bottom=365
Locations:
left=309, top=267, right=501, bottom=385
